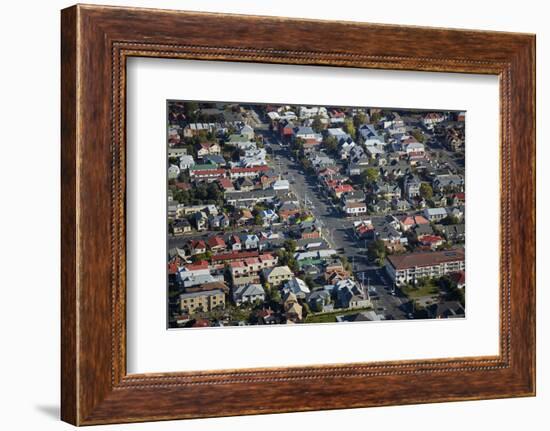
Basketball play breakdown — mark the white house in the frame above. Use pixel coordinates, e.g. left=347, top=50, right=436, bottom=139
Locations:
left=179, top=155, right=195, bottom=170
left=168, top=164, right=180, bottom=179
left=282, top=277, right=310, bottom=299
left=233, top=284, right=265, bottom=305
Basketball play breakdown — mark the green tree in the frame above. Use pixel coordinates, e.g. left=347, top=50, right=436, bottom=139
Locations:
left=323, top=135, right=338, bottom=155
left=367, top=240, right=386, bottom=265
left=370, top=111, right=381, bottom=123
left=343, top=118, right=356, bottom=138
left=411, top=129, right=426, bottom=143
left=254, top=214, right=263, bottom=226
left=311, top=115, right=324, bottom=133
left=353, top=112, right=367, bottom=128
left=284, top=239, right=297, bottom=253
left=361, top=167, right=379, bottom=185
left=419, top=183, right=433, bottom=200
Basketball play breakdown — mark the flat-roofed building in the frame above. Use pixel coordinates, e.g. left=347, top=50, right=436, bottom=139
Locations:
left=179, top=289, right=225, bottom=313
left=385, top=249, right=465, bottom=286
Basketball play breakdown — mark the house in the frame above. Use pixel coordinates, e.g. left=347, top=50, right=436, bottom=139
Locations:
left=436, top=223, right=466, bottom=242
left=188, top=239, right=207, bottom=255
left=385, top=249, right=465, bottom=286
left=192, top=211, right=208, bottom=231
left=374, top=181, right=401, bottom=200
left=179, top=155, right=195, bottom=170
left=228, top=234, right=242, bottom=251
left=217, top=177, right=235, bottom=192
left=225, top=189, right=276, bottom=208
left=342, top=190, right=366, bottom=204
left=206, top=235, right=227, bottom=253
left=335, top=279, right=370, bottom=309
left=189, top=168, right=226, bottom=182
left=370, top=199, right=391, bottom=214
left=168, top=164, right=180, bottom=179
left=240, top=233, right=260, bottom=250
left=282, top=277, right=310, bottom=299
left=432, top=174, right=464, bottom=192
left=307, top=289, right=332, bottom=312
left=278, top=202, right=301, bottom=221
left=195, top=142, right=221, bottom=157
left=235, top=208, right=253, bottom=226
left=283, top=292, right=303, bottom=323
left=417, top=234, right=445, bottom=250
left=183, top=122, right=218, bottom=138
left=424, top=207, right=448, bottom=222
left=358, top=124, right=384, bottom=145
left=426, top=301, right=465, bottom=319
left=229, top=261, right=261, bottom=286
left=262, top=265, right=293, bottom=286
left=273, top=179, right=290, bottom=191
left=208, top=213, right=230, bottom=230
left=236, top=177, right=255, bottom=192
left=332, top=184, right=355, bottom=199
left=422, top=112, right=447, bottom=129
left=228, top=165, right=269, bottom=180
left=403, top=174, right=421, bottom=199
left=405, top=142, right=425, bottom=160
left=391, top=198, right=411, bottom=212
left=310, top=153, right=336, bottom=170
left=202, top=154, right=226, bottom=167
left=168, top=147, right=187, bottom=159
left=293, top=126, right=320, bottom=143
left=239, top=124, right=255, bottom=140
left=179, top=289, right=225, bottom=313
left=227, top=134, right=256, bottom=149
left=260, top=209, right=279, bottom=226
left=172, top=218, right=191, bottom=236
left=232, top=284, right=265, bottom=306
left=398, top=214, right=430, bottom=232
left=343, top=201, right=368, bottom=217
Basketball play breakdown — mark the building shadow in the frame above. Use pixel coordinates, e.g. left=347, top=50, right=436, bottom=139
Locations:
left=35, top=404, right=59, bottom=420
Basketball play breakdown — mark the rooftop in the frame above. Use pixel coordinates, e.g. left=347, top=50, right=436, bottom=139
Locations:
left=387, top=249, right=465, bottom=270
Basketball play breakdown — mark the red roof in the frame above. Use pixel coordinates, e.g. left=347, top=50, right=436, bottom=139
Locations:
left=229, top=165, right=269, bottom=174
left=190, top=239, right=206, bottom=249
left=184, top=260, right=209, bottom=271
left=211, top=250, right=259, bottom=262
left=418, top=235, right=444, bottom=244
left=192, top=319, right=210, bottom=327
left=387, top=249, right=465, bottom=270
left=218, top=178, right=234, bottom=189
left=191, top=169, right=226, bottom=176
left=207, top=236, right=226, bottom=249
left=451, top=270, right=466, bottom=285
left=259, top=253, right=274, bottom=261
left=167, top=261, right=179, bottom=275
left=334, top=184, right=354, bottom=194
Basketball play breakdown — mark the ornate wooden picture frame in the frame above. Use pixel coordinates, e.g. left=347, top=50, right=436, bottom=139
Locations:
left=61, top=4, right=535, bottom=425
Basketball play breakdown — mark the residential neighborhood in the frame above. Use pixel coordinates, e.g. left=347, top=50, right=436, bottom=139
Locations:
left=167, top=101, right=466, bottom=328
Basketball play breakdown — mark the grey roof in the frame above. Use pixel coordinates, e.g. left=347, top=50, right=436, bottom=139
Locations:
left=179, top=289, right=224, bottom=299
left=234, top=284, right=265, bottom=297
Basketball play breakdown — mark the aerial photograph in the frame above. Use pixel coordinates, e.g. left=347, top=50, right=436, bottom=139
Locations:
left=167, top=101, right=466, bottom=329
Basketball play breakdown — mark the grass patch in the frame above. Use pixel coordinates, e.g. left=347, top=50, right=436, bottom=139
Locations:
left=305, top=306, right=373, bottom=324
left=401, top=284, right=440, bottom=299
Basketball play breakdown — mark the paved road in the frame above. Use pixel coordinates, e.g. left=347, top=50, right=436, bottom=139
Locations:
left=261, top=128, right=415, bottom=320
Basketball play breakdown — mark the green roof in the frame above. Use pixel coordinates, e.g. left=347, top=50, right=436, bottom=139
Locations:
left=298, top=258, right=323, bottom=268
left=190, top=164, right=219, bottom=171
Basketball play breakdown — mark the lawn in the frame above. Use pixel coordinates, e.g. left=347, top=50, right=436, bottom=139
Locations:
left=304, top=306, right=373, bottom=324
left=401, top=284, right=440, bottom=299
